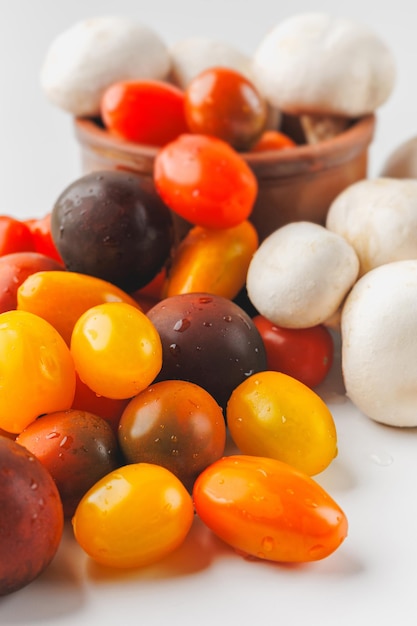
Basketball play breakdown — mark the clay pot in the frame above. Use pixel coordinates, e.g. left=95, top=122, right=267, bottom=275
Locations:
left=73, top=114, right=375, bottom=241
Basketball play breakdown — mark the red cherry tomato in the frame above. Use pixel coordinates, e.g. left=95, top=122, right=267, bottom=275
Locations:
left=193, top=454, right=348, bottom=563
left=251, top=130, right=297, bottom=152
left=0, top=216, right=35, bottom=256
left=25, top=213, right=63, bottom=263
left=253, top=315, right=334, bottom=388
left=154, top=134, right=258, bottom=229
left=101, top=80, right=189, bottom=146
left=184, top=66, right=267, bottom=151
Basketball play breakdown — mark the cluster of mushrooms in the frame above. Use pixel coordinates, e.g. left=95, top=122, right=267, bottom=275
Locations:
left=41, top=13, right=417, bottom=428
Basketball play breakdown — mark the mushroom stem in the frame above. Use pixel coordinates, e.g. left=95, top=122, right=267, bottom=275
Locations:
left=300, top=114, right=350, bottom=144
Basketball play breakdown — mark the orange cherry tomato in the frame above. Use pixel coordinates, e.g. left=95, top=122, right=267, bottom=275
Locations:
left=154, top=133, right=258, bottom=229
left=253, top=316, right=334, bottom=388
left=25, top=213, right=63, bottom=263
left=72, top=463, right=194, bottom=568
left=118, top=380, right=226, bottom=490
left=0, top=310, right=76, bottom=433
left=101, top=79, right=189, bottom=146
left=70, top=302, right=162, bottom=399
left=193, top=454, right=348, bottom=563
left=17, top=270, right=141, bottom=344
left=164, top=220, right=258, bottom=299
left=251, top=130, right=297, bottom=152
left=184, top=67, right=267, bottom=151
left=226, top=371, right=337, bottom=475
left=0, top=216, right=35, bottom=256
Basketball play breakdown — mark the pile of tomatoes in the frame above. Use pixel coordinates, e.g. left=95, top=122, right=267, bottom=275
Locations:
left=0, top=65, right=347, bottom=597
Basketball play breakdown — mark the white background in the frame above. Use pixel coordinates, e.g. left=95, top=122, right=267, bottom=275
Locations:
left=1, top=1, right=417, bottom=625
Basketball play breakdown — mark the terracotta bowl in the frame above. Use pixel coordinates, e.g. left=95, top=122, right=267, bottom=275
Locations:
left=73, top=114, right=376, bottom=242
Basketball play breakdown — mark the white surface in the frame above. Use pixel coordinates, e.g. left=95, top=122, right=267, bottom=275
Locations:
left=1, top=1, right=417, bottom=625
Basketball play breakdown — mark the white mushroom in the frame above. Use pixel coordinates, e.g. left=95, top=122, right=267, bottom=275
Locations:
left=246, top=221, right=359, bottom=328
left=169, top=36, right=281, bottom=131
left=40, top=16, right=171, bottom=117
left=341, top=260, right=417, bottom=427
left=380, top=135, right=417, bottom=178
left=252, top=12, right=396, bottom=143
left=326, top=178, right=417, bottom=276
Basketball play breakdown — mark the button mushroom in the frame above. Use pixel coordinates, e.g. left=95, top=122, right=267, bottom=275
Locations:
left=341, top=260, right=417, bottom=427
left=40, top=16, right=171, bottom=117
left=326, top=178, right=417, bottom=276
left=380, top=135, right=417, bottom=178
left=252, top=12, right=396, bottom=143
left=246, top=221, right=359, bottom=328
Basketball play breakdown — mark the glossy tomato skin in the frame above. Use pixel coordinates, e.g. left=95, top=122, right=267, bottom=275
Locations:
left=184, top=67, right=267, bottom=151
left=193, top=454, right=348, bottom=563
left=70, top=302, right=162, bottom=400
left=251, top=130, right=297, bottom=152
left=147, top=293, right=267, bottom=410
left=17, top=409, right=120, bottom=517
left=154, top=134, right=258, bottom=229
left=101, top=79, right=189, bottom=146
left=0, top=310, right=76, bottom=434
left=0, top=436, right=64, bottom=595
left=0, top=252, right=63, bottom=314
left=0, top=216, right=35, bottom=256
left=25, top=214, right=63, bottom=263
left=226, top=371, right=337, bottom=475
left=253, top=315, right=334, bottom=388
left=118, top=380, right=226, bottom=490
left=51, top=170, right=174, bottom=292
left=72, top=463, right=194, bottom=568
left=72, top=374, right=130, bottom=434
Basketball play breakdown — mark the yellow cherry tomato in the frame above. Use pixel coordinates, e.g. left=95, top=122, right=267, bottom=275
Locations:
left=70, top=302, right=162, bottom=399
left=17, top=270, right=141, bottom=345
left=164, top=220, right=258, bottom=299
left=72, top=463, right=194, bottom=568
left=226, top=371, right=337, bottom=475
left=0, top=310, right=76, bottom=433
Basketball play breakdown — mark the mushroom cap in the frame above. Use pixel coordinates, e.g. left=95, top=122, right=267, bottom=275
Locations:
left=252, top=12, right=396, bottom=117
left=40, top=16, right=171, bottom=117
left=380, top=135, right=417, bottom=178
left=246, top=221, right=359, bottom=328
left=326, top=178, right=417, bottom=276
left=341, top=260, right=417, bottom=426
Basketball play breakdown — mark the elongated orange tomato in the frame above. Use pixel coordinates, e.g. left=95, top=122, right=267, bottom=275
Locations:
left=164, top=221, right=258, bottom=299
left=193, top=455, right=348, bottom=563
left=17, top=270, right=141, bottom=344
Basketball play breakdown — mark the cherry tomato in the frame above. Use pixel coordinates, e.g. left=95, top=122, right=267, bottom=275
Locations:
left=72, top=463, right=194, bottom=568
left=25, top=213, right=63, bottom=263
left=253, top=315, right=334, bottom=388
left=0, top=216, right=35, bottom=256
left=0, top=436, right=64, bottom=595
left=17, top=409, right=120, bottom=517
left=193, top=454, right=348, bottom=563
left=184, top=67, right=267, bottom=151
left=0, top=252, right=63, bottom=314
left=251, top=130, right=297, bottom=152
left=70, top=302, right=162, bottom=399
left=17, top=270, right=141, bottom=345
left=154, top=134, right=258, bottom=229
left=0, top=310, right=76, bottom=433
left=164, top=220, right=258, bottom=300
left=226, top=371, right=337, bottom=475
left=118, top=380, right=226, bottom=491
left=72, top=373, right=130, bottom=434
left=101, top=79, right=189, bottom=146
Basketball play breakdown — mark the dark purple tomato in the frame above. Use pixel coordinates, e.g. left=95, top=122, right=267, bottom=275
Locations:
left=0, top=436, right=64, bottom=595
left=17, top=409, right=120, bottom=517
left=50, top=170, right=174, bottom=292
left=147, top=293, right=267, bottom=410
left=118, top=380, right=226, bottom=491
